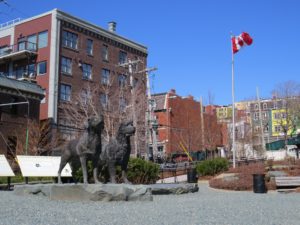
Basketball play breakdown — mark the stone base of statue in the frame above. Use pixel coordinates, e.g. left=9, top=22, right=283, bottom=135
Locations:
left=149, top=183, right=199, bottom=195
left=14, top=183, right=152, bottom=202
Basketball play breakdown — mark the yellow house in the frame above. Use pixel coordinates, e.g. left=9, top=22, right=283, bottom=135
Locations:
left=216, top=106, right=232, bottom=120
left=271, top=109, right=294, bottom=136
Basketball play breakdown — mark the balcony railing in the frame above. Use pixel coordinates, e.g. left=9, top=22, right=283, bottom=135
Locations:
left=0, top=41, right=37, bottom=56
left=1, top=71, right=37, bottom=83
left=0, top=18, right=22, bottom=30
left=0, top=41, right=38, bottom=63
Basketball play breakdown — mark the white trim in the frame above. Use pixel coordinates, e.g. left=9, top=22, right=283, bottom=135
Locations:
left=48, top=10, right=60, bottom=123
left=56, top=10, right=147, bottom=54
left=1, top=10, right=55, bottom=31
left=164, top=94, right=168, bottom=110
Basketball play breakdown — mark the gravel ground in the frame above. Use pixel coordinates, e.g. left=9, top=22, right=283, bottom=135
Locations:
left=1, top=182, right=300, bottom=225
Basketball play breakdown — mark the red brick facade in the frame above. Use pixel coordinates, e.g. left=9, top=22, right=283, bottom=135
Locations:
left=0, top=9, right=148, bottom=156
left=154, top=90, right=202, bottom=156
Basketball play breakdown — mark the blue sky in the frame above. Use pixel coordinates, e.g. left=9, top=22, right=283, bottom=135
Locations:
left=1, top=0, right=299, bottom=105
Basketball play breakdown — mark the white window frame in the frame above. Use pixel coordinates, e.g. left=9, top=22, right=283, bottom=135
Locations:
left=60, top=84, right=71, bottom=101
left=61, top=56, right=72, bottom=75
left=37, top=61, right=47, bottom=75
left=82, top=63, right=92, bottom=80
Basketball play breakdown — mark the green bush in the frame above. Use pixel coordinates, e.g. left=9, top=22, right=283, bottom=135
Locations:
left=0, top=174, right=53, bottom=184
left=74, top=158, right=160, bottom=184
left=126, top=158, right=160, bottom=184
left=196, top=158, right=229, bottom=176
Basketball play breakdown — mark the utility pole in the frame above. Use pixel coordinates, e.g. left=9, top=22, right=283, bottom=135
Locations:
left=256, top=87, right=266, bottom=153
left=118, top=59, right=143, bottom=157
left=137, top=67, right=158, bottom=160
left=200, top=97, right=205, bottom=151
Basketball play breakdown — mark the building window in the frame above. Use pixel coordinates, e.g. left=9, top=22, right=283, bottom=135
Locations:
left=263, top=103, right=267, bottom=110
left=27, top=34, right=37, bottom=50
left=100, top=93, right=108, bottom=108
left=274, top=113, right=281, bottom=119
left=82, top=63, right=92, bottom=80
left=254, top=104, right=259, bottom=110
left=102, top=44, right=108, bottom=61
left=81, top=89, right=91, bottom=105
left=119, top=51, right=127, bottom=64
left=86, top=39, right=93, bottom=55
left=60, top=84, right=71, bottom=101
left=18, top=38, right=26, bottom=51
left=0, top=45, right=8, bottom=55
left=263, top=112, right=268, bottom=120
left=27, top=64, right=35, bottom=77
left=38, top=31, right=48, bottom=49
left=101, top=69, right=110, bottom=85
left=275, top=125, right=281, bottom=133
left=254, top=112, right=259, bottom=121
left=132, top=56, right=139, bottom=72
left=37, top=61, right=47, bottom=75
left=61, top=57, right=72, bottom=75
left=118, top=74, right=127, bottom=87
left=119, top=97, right=127, bottom=111
left=264, top=124, right=269, bottom=132
left=62, top=30, right=78, bottom=49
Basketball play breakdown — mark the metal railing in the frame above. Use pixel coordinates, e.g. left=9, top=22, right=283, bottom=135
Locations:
left=1, top=71, right=37, bottom=81
left=0, top=41, right=37, bottom=57
left=0, top=18, right=21, bottom=30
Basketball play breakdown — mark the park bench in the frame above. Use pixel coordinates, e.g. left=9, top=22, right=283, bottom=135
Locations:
left=275, top=176, right=300, bottom=188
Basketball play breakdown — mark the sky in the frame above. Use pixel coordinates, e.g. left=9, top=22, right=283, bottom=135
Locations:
left=0, top=0, right=299, bottom=105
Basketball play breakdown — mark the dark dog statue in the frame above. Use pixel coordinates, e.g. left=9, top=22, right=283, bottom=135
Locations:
left=57, top=116, right=104, bottom=184
left=99, top=121, right=135, bottom=183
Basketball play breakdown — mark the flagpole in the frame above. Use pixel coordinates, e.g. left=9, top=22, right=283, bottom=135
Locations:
left=231, top=33, right=236, bottom=168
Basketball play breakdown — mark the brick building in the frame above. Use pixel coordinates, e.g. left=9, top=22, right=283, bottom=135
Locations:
left=0, top=76, right=44, bottom=159
left=0, top=9, right=148, bottom=155
left=152, top=90, right=202, bottom=159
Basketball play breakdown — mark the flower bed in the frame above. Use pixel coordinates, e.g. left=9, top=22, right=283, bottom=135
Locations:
left=209, top=162, right=276, bottom=191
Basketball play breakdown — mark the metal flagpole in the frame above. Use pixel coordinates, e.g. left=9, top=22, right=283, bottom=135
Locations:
left=231, top=34, right=236, bottom=168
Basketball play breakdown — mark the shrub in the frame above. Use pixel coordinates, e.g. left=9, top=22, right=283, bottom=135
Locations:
left=196, top=158, right=229, bottom=176
left=74, top=158, right=160, bottom=184
left=126, top=158, right=160, bottom=184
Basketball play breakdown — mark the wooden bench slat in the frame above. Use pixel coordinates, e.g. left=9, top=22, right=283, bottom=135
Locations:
left=275, top=176, right=300, bottom=187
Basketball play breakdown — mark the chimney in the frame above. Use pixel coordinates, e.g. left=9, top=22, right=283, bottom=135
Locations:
left=108, top=21, right=116, bottom=33
left=169, top=89, right=176, bottom=94
left=187, top=95, right=194, bottom=100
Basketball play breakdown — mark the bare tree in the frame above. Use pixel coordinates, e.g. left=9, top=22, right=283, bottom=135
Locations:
left=272, top=81, right=300, bottom=147
left=15, top=118, right=56, bottom=156
left=203, top=113, right=222, bottom=158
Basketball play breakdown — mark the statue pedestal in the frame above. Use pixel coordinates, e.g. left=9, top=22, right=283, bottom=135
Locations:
left=149, top=183, right=199, bottom=195
left=14, top=183, right=152, bottom=202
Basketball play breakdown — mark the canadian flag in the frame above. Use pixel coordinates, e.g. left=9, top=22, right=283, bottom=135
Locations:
left=232, top=32, right=253, bottom=54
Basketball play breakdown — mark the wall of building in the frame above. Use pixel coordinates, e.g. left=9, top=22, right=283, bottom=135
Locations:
left=6, top=14, right=52, bottom=120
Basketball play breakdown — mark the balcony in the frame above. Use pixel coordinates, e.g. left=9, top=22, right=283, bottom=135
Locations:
left=0, top=41, right=37, bottom=64
left=1, top=71, right=37, bottom=83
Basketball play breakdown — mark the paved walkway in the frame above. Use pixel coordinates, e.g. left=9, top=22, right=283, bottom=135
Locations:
left=1, top=182, right=300, bottom=225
